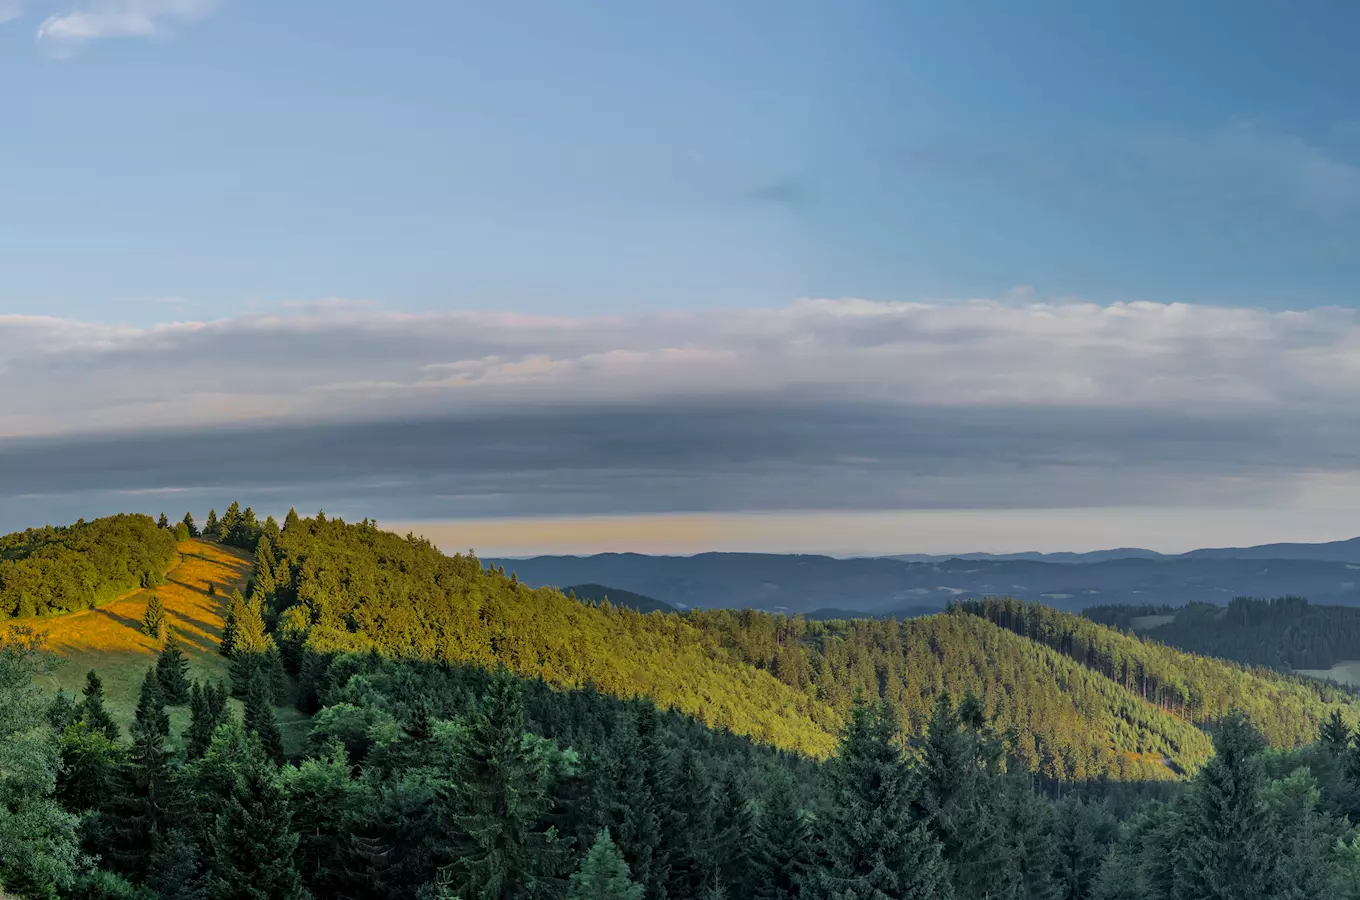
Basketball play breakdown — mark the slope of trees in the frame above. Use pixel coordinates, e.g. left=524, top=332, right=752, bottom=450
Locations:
left=1087, top=596, right=1360, bottom=671
left=955, top=597, right=1356, bottom=748
left=0, top=514, right=178, bottom=619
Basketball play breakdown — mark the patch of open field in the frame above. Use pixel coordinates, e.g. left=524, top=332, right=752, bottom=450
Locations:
left=1129, top=614, right=1176, bottom=630
left=11, top=538, right=310, bottom=751
left=1297, top=660, right=1360, bottom=687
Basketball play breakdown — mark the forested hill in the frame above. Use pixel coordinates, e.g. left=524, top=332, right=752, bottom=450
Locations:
left=0, top=513, right=178, bottom=618
left=249, top=514, right=1360, bottom=781
left=954, top=597, right=1357, bottom=747
left=1084, top=596, right=1360, bottom=671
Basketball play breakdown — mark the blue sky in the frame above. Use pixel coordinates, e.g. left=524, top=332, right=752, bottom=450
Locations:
left=2, top=1, right=1358, bottom=326
left=5, top=1, right=1360, bottom=553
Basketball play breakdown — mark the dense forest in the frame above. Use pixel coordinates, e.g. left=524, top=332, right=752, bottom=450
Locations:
left=0, top=515, right=178, bottom=619
left=1086, top=596, right=1360, bottom=671
left=11, top=509, right=1360, bottom=897
left=954, top=597, right=1355, bottom=747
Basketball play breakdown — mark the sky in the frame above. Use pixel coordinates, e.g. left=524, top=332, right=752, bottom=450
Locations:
left=3, top=1, right=1360, bottom=554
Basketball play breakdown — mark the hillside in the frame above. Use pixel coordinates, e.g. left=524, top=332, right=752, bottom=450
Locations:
left=564, top=582, right=676, bottom=614
left=259, top=514, right=1360, bottom=780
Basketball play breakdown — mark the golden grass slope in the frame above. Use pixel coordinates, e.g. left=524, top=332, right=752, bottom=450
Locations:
left=17, top=539, right=249, bottom=732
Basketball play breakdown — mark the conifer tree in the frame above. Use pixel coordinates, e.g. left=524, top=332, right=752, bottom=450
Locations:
left=78, top=669, right=121, bottom=741
left=1174, top=712, right=1273, bottom=900
left=182, top=511, right=199, bottom=538
left=600, top=710, right=665, bottom=900
left=665, top=747, right=717, bottom=897
left=284, top=507, right=300, bottom=532
left=186, top=683, right=217, bottom=759
left=750, top=769, right=811, bottom=900
left=204, top=508, right=219, bottom=538
left=244, top=670, right=285, bottom=765
left=107, top=669, right=176, bottom=878
left=568, top=829, right=644, bottom=900
left=208, top=732, right=309, bottom=900
left=143, top=593, right=167, bottom=640
left=711, top=766, right=757, bottom=896
left=437, top=670, right=571, bottom=900
left=157, top=512, right=170, bottom=529
left=219, top=501, right=242, bottom=545
left=1322, top=709, right=1351, bottom=757
left=807, top=698, right=953, bottom=900
left=156, top=629, right=191, bottom=704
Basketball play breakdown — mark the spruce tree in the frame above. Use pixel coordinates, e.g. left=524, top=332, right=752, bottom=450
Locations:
left=220, top=501, right=242, bottom=545
left=665, top=747, right=717, bottom=897
left=244, top=670, right=286, bottom=765
left=208, top=733, right=309, bottom=900
left=1174, top=712, right=1273, bottom=900
left=156, top=629, right=192, bottom=704
left=284, top=507, right=300, bottom=532
left=158, top=512, right=170, bottom=529
left=600, top=710, right=665, bottom=900
left=750, top=769, right=811, bottom=900
left=78, top=669, right=121, bottom=741
left=143, top=593, right=168, bottom=640
left=807, top=698, right=953, bottom=900
left=182, top=511, right=200, bottom=538
left=568, top=829, right=644, bottom=900
left=438, top=670, right=571, bottom=900
left=1322, top=709, right=1351, bottom=757
left=204, top=508, right=219, bottom=538
left=107, top=668, right=176, bottom=877
left=711, top=766, right=757, bottom=896
left=186, top=683, right=217, bottom=759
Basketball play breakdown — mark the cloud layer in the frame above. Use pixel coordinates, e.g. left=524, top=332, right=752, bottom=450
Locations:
left=5, top=298, right=1360, bottom=529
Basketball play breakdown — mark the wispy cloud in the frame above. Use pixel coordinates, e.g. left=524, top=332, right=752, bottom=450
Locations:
left=37, top=0, right=217, bottom=52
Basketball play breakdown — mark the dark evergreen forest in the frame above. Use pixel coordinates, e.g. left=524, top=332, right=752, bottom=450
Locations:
left=5, top=511, right=1360, bottom=898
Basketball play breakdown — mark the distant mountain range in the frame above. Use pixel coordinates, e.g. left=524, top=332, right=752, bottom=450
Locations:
left=490, top=535, right=1360, bottom=614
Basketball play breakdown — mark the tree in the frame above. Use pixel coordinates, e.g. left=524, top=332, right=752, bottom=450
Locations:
left=187, top=682, right=228, bottom=760
left=208, top=733, right=309, bottom=900
left=158, top=512, right=170, bottom=529
left=0, top=631, right=80, bottom=897
left=1322, top=710, right=1351, bottom=757
left=436, top=670, right=571, bottom=900
left=105, top=668, right=176, bottom=879
left=750, top=769, right=811, bottom=900
left=568, top=829, right=644, bottom=900
left=78, top=669, right=121, bottom=741
left=156, top=629, right=191, bottom=704
left=204, top=508, right=220, bottom=539
left=219, top=502, right=242, bottom=546
left=806, top=698, right=953, bottom=900
left=182, top=512, right=200, bottom=538
left=1173, top=712, right=1273, bottom=900
left=143, top=594, right=167, bottom=641
left=244, top=670, right=285, bottom=765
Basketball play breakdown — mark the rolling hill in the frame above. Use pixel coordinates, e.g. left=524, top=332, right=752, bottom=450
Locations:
left=492, top=549, right=1360, bottom=613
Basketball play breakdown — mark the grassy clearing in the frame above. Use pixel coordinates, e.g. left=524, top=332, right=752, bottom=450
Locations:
left=14, top=538, right=311, bottom=752
left=1297, top=660, right=1360, bottom=687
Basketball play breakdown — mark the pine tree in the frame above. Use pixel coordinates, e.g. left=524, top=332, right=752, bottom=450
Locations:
left=665, top=747, right=717, bottom=897
left=219, top=501, right=242, bottom=545
left=158, top=512, right=170, bottom=529
left=437, top=670, right=571, bottom=900
left=147, top=827, right=209, bottom=900
left=78, top=669, right=121, bottom=741
left=1322, top=709, right=1350, bottom=757
left=106, top=669, right=176, bottom=877
left=204, top=508, right=219, bottom=538
left=157, top=629, right=192, bottom=704
left=600, top=710, right=665, bottom=900
left=807, top=698, right=953, bottom=900
left=284, top=507, right=300, bottom=532
left=183, top=511, right=200, bottom=538
left=208, top=733, right=309, bottom=900
left=568, top=829, right=644, bottom=900
left=186, top=683, right=218, bottom=759
left=711, top=766, right=757, bottom=896
left=244, top=670, right=285, bottom=765
left=1174, top=712, right=1273, bottom=900
left=220, top=590, right=240, bottom=656
left=750, top=769, right=811, bottom=900
left=143, top=593, right=167, bottom=640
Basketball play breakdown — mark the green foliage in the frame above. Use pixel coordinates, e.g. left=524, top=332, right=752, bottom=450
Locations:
left=155, top=630, right=191, bottom=705
left=1088, top=596, right=1360, bottom=671
left=141, top=594, right=166, bottom=640
left=244, top=670, right=285, bottom=765
left=207, top=732, right=308, bottom=900
left=0, top=515, right=177, bottom=619
left=568, top=829, right=644, bottom=900
left=807, top=699, right=953, bottom=900
left=955, top=597, right=1355, bottom=751
left=181, top=513, right=199, bottom=539
left=78, top=670, right=121, bottom=742
left=0, top=630, right=80, bottom=898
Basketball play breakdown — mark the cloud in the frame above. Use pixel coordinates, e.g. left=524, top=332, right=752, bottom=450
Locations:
left=5, top=296, right=1360, bottom=529
left=37, top=0, right=217, bottom=50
